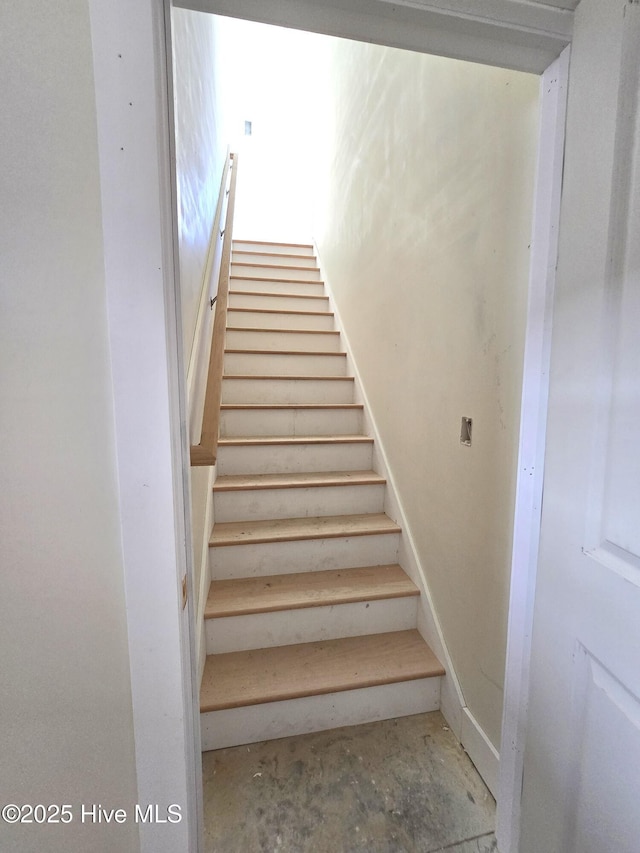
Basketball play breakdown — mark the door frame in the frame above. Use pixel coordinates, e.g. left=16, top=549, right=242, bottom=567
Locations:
left=495, top=44, right=570, bottom=852
left=88, top=1, right=202, bottom=851
left=89, top=2, right=573, bottom=851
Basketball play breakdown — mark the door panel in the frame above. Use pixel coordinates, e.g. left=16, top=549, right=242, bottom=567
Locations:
left=585, top=0, right=640, bottom=574
left=520, top=1, right=640, bottom=851
left=565, top=649, right=640, bottom=853
left=597, top=142, right=640, bottom=560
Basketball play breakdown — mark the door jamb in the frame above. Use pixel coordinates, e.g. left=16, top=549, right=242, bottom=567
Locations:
left=496, top=45, right=570, bottom=853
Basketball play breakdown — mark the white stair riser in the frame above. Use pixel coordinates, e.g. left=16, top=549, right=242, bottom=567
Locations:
left=206, top=597, right=418, bottom=654
left=209, top=532, right=400, bottom=579
left=201, top=677, right=441, bottom=751
left=213, top=482, right=385, bottom=523
left=230, top=277, right=325, bottom=296
left=221, top=377, right=354, bottom=405
left=227, top=309, right=334, bottom=332
left=231, top=263, right=321, bottom=282
left=224, top=351, right=347, bottom=377
left=229, top=291, right=329, bottom=312
left=232, top=252, right=317, bottom=269
left=219, top=407, right=363, bottom=437
left=226, top=329, right=341, bottom=352
left=216, top=441, right=374, bottom=476
left=233, top=242, right=314, bottom=257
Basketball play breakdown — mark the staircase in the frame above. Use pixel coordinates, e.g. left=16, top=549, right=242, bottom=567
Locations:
left=200, top=239, right=444, bottom=750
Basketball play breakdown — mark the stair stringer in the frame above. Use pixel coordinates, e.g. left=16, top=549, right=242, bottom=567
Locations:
left=313, top=245, right=467, bottom=743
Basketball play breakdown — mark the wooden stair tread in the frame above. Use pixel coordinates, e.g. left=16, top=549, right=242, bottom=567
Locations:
left=200, top=630, right=444, bottom=711
left=229, top=289, right=327, bottom=301
left=232, top=251, right=316, bottom=261
left=222, top=374, right=353, bottom=381
left=205, top=564, right=418, bottom=618
left=220, top=403, right=363, bottom=410
left=210, top=512, right=401, bottom=547
left=227, top=326, right=339, bottom=336
left=217, top=434, right=374, bottom=446
left=231, top=262, right=319, bottom=272
left=213, top=470, right=385, bottom=492
left=225, top=349, right=346, bottom=357
left=230, top=275, right=323, bottom=286
left=228, top=306, right=333, bottom=318
left=233, top=240, right=314, bottom=249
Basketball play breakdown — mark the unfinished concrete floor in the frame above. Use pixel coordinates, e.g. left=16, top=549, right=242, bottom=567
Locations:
left=202, top=711, right=496, bottom=852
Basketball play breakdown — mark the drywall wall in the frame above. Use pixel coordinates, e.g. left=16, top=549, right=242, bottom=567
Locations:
left=314, top=41, right=538, bottom=749
left=0, top=3, right=139, bottom=850
left=173, top=8, right=229, bottom=366
left=172, top=8, right=232, bottom=678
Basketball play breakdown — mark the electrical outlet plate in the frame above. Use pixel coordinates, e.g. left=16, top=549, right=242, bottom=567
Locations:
left=460, top=417, right=472, bottom=446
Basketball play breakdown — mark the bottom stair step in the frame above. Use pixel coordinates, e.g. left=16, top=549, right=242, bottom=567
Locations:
left=201, top=676, right=442, bottom=751
left=200, top=629, right=444, bottom=713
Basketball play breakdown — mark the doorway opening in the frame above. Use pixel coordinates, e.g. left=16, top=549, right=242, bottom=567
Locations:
left=90, top=0, right=571, bottom=848
left=170, top=10, right=553, bottom=850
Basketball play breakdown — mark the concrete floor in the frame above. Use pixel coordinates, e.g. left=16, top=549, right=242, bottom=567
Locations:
left=203, top=711, right=496, bottom=852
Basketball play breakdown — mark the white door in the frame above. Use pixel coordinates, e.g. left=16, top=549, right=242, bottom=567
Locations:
left=520, top=1, right=640, bottom=851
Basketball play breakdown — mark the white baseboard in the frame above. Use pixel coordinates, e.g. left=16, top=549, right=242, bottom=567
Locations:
left=460, top=706, right=500, bottom=799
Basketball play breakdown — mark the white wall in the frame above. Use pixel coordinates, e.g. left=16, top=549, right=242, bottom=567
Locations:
left=314, top=41, right=539, bottom=749
left=171, top=14, right=331, bottom=680
left=172, top=9, right=233, bottom=680
left=173, top=8, right=230, bottom=365
left=0, top=3, right=139, bottom=851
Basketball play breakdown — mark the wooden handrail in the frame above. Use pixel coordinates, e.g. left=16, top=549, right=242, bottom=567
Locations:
left=190, top=152, right=238, bottom=466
